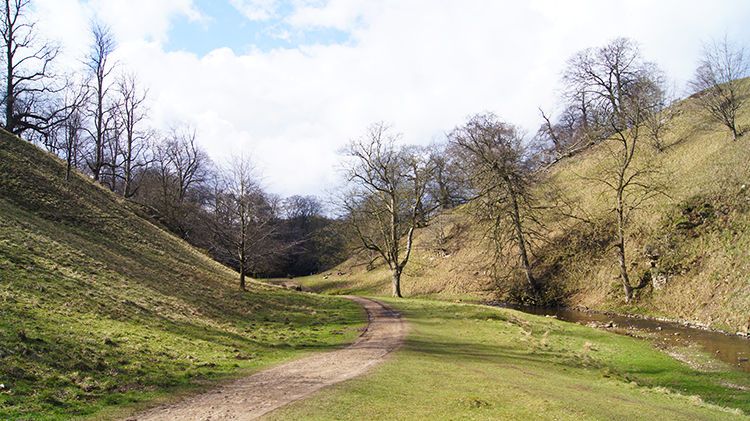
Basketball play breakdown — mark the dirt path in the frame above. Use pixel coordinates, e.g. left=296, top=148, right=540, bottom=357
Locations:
left=125, top=296, right=406, bottom=421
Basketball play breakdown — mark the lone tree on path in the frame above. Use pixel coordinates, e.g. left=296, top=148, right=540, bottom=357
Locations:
left=448, top=112, right=541, bottom=300
left=689, top=36, right=750, bottom=141
left=561, top=37, right=666, bottom=302
left=336, top=122, right=436, bottom=297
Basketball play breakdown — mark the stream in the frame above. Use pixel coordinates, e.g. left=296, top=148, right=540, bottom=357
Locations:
left=492, top=304, right=750, bottom=373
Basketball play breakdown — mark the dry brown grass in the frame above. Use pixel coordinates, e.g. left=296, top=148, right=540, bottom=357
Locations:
left=308, top=78, right=750, bottom=332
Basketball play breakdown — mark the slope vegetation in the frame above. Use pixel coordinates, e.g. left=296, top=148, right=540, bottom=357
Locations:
left=312, top=81, right=750, bottom=333
left=541, top=88, right=750, bottom=331
left=0, top=131, right=365, bottom=420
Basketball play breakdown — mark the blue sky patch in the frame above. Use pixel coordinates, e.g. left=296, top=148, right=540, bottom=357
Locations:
left=164, top=0, right=351, bottom=56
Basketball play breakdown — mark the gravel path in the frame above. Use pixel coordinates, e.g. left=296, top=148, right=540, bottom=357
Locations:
left=125, top=296, right=406, bottom=420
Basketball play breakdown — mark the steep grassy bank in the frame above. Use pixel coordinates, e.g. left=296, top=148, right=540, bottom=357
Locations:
left=544, top=90, right=750, bottom=331
left=308, top=81, right=750, bottom=333
left=0, top=131, right=366, bottom=420
left=263, top=299, right=750, bottom=420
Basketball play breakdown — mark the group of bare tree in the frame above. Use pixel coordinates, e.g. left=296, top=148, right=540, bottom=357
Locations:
left=336, top=38, right=667, bottom=302
left=132, top=136, right=348, bottom=288
left=338, top=35, right=749, bottom=302
left=5, top=0, right=747, bottom=299
left=1, top=0, right=186, bottom=209
left=556, top=37, right=667, bottom=302
left=2, top=6, right=152, bottom=196
left=0, top=0, right=347, bottom=288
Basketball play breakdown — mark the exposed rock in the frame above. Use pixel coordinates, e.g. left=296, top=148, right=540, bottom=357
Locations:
left=651, top=270, right=669, bottom=290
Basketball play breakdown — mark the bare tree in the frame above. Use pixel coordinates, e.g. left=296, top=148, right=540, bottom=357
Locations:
left=644, top=84, right=676, bottom=152
left=535, top=106, right=591, bottom=163
left=116, top=71, right=151, bottom=198
left=139, top=123, right=212, bottom=234
left=428, top=142, right=470, bottom=209
left=562, top=37, right=666, bottom=302
left=282, top=195, right=322, bottom=246
left=82, top=21, right=117, bottom=182
left=148, top=137, right=176, bottom=223
left=282, top=195, right=323, bottom=224
left=53, top=79, right=88, bottom=181
left=280, top=195, right=349, bottom=276
left=689, top=36, right=750, bottom=140
left=448, top=112, right=541, bottom=299
left=336, top=122, right=436, bottom=297
left=0, top=0, right=64, bottom=138
left=209, top=154, right=285, bottom=290
left=164, top=123, right=210, bottom=205
left=60, top=107, right=83, bottom=181
left=537, top=40, right=667, bottom=165
left=99, top=111, right=123, bottom=192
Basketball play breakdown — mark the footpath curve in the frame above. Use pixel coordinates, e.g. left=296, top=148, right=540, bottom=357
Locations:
left=126, top=296, right=407, bottom=421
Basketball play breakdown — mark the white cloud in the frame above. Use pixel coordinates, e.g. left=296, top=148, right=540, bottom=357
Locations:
left=33, top=0, right=91, bottom=64
left=88, top=0, right=204, bottom=43
left=286, top=0, right=373, bottom=32
left=35, top=0, right=750, bottom=197
left=231, top=0, right=281, bottom=21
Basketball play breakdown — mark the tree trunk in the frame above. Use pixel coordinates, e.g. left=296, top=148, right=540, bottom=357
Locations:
left=516, top=224, right=536, bottom=293
left=237, top=191, right=251, bottom=291
left=616, top=199, right=633, bottom=302
left=123, top=139, right=134, bottom=197
left=66, top=156, right=73, bottom=182
left=391, top=267, right=402, bottom=298
left=239, top=239, right=246, bottom=291
left=616, top=241, right=632, bottom=302
left=4, top=0, right=14, bottom=133
left=509, top=186, right=537, bottom=295
left=389, top=192, right=404, bottom=298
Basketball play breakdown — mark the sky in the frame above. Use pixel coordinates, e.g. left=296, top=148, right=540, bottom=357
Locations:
left=30, top=0, right=750, bottom=198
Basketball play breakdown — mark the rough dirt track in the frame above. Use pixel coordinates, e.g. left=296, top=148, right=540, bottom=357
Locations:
left=126, top=296, right=406, bottom=421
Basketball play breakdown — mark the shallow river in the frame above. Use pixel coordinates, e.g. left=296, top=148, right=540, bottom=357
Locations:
left=493, top=304, right=750, bottom=373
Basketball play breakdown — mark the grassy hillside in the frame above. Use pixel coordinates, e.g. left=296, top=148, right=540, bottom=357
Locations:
left=0, top=131, right=366, bottom=420
left=307, top=80, right=750, bottom=333
left=542, top=91, right=750, bottom=331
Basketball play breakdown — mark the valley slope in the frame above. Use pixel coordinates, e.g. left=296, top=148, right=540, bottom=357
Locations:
left=310, top=82, right=750, bottom=334
left=0, top=130, right=365, bottom=420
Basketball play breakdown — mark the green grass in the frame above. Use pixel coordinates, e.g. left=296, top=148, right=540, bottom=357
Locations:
left=0, top=130, right=368, bottom=420
left=3, top=86, right=750, bottom=420
left=263, top=299, right=750, bottom=420
left=0, top=200, right=367, bottom=420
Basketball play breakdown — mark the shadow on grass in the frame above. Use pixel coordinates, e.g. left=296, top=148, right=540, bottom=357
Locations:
left=403, top=329, right=750, bottom=415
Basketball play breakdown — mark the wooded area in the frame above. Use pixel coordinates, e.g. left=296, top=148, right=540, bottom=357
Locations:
left=4, top=0, right=748, bottom=299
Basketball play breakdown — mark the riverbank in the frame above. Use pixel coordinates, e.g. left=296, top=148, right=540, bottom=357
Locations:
left=494, top=303, right=750, bottom=373
left=262, top=298, right=750, bottom=420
